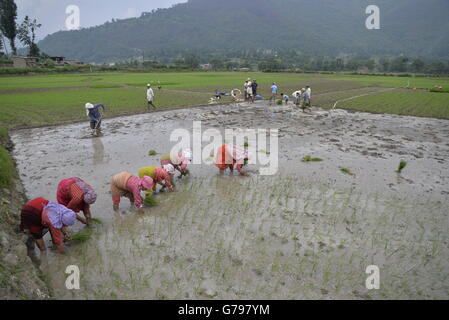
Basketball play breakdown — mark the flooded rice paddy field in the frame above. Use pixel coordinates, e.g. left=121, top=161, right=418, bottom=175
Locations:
left=10, top=101, right=449, bottom=299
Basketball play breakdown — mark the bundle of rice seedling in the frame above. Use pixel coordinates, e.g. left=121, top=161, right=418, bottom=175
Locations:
left=148, top=150, right=157, bottom=156
left=70, top=229, right=92, bottom=242
left=340, top=168, right=354, bottom=176
left=143, top=196, right=159, bottom=207
left=90, top=218, right=104, bottom=225
left=302, top=155, right=323, bottom=162
left=396, top=161, right=407, bottom=173
left=276, top=100, right=282, bottom=105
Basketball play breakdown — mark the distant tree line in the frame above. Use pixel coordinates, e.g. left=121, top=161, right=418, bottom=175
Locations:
left=114, top=50, right=449, bottom=75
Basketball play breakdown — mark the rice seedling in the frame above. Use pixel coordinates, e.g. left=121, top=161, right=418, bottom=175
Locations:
left=144, top=195, right=159, bottom=207
left=71, top=228, right=93, bottom=242
left=243, top=142, right=250, bottom=147
left=302, top=155, right=323, bottom=162
left=276, top=99, right=283, bottom=105
left=91, top=217, right=104, bottom=225
left=148, top=150, right=158, bottom=156
left=340, top=168, right=354, bottom=176
left=396, top=160, right=407, bottom=173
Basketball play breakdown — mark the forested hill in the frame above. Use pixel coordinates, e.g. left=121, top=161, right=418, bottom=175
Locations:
left=38, top=0, right=449, bottom=63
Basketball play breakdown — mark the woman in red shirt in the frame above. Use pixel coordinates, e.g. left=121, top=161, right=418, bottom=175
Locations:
left=56, top=177, right=97, bottom=225
left=20, top=198, right=76, bottom=254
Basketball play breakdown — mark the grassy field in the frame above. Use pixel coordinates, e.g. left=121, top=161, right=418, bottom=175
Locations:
left=0, top=72, right=448, bottom=128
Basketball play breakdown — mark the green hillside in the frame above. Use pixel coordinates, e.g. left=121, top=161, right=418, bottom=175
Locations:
left=38, top=0, right=449, bottom=63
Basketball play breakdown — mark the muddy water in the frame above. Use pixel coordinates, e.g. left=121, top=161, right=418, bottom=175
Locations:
left=10, top=101, right=449, bottom=299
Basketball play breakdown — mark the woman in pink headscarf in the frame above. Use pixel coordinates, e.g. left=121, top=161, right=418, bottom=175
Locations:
left=57, top=177, right=97, bottom=225
left=214, top=144, right=249, bottom=176
left=110, top=172, right=154, bottom=214
left=160, top=149, right=192, bottom=177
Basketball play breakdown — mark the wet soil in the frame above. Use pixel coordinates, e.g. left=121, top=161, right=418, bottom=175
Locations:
left=10, top=101, right=449, bottom=299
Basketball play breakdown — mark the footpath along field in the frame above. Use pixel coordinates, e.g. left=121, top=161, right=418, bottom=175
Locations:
left=0, top=72, right=449, bottom=128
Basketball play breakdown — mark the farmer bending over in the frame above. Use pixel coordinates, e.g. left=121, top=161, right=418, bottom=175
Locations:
left=110, top=172, right=154, bottom=214
left=301, top=86, right=312, bottom=112
left=215, top=144, right=249, bottom=176
left=20, top=198, right=76, bottom=255
left=85, top=103, right=105, bottom=135
left=138, top=165, right=175, bottom=194
left=56, top=177, right=97, bottom=225
left=160, top=149, right=192, bottom=177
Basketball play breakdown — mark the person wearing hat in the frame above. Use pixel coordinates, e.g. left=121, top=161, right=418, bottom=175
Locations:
left=85, top=102, right=105, bottom=135
left=110, top=172, right=154, bottom=214
left=138, top=165, right=175, bottom=194
left=20, top=198, right=76, bottom=255
left=246, top=78, right=254, bottom=103
left=160, top=149, right=192, bottom=177
left=56, top=177, right=97, bottom=225
left=146, top=84, right=156, bottom=109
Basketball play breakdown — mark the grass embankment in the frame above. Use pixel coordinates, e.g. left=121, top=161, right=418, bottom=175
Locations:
left=0, top=72, right=448, bottom=129
left=0, top=127, right=16, bottom=188
left=0, top=126, right=51, bottom=299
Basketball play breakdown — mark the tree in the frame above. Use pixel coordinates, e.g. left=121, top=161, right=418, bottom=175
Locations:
left=0, top=0, right=18, bottom=55
left=184, top=54, right=200, bottom=69
left=258, top=57, right=285, bottom=72
left=210, top=58, right=224, bottom=70
left=411, top=58, right=425, bottom=73
left=17, top=15, right=42, bottom=56
left=389, top=56, right=409, bottom=72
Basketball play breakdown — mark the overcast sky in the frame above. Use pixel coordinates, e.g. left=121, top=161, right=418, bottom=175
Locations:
left=15, top=0, right=186, bottom=41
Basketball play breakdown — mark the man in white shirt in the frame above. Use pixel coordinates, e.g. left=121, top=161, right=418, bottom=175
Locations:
left=146, top=84, right=156, bottom=109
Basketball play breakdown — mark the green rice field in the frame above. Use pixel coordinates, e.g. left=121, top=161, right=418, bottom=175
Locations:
left=0, top=72, right=448, bottom=128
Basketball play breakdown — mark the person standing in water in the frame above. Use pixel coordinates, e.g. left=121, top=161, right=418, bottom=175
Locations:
left=146, top=84, right=156, bottom=109
left=110, top=172, right=154, bottom=214
left=269, top=82, right=278, bottom=105
left=20, top=198, right=76, bottom=255
left=85, top=103, right=105, bottom=136
left=214, top=144, right=249, bottom=176
left=160, top=149, right=192, bottom=177
left=56, top=177, right=97, bottom=225
left=302, top=86, right=312, bottom=112
left=138, top=165, right=175, bottom=194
